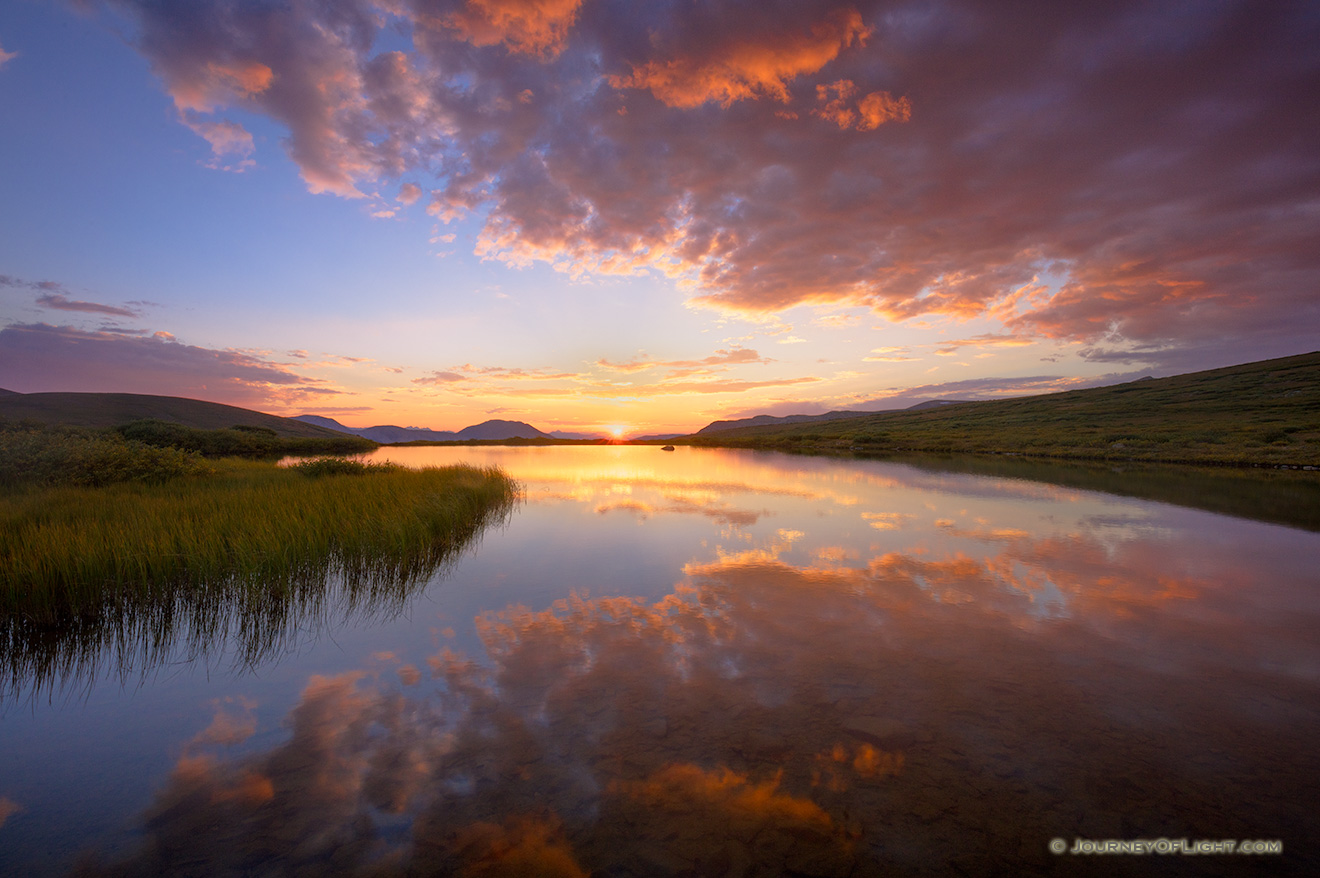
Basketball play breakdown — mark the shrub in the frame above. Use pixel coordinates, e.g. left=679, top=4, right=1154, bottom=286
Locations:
left=288, top=456, right=401, bottom=477
left=0, top=422, right=213, bottom=488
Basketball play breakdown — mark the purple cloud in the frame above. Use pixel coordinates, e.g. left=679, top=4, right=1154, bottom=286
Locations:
left=0, top=323, right=337, bottom=410
left=92, top=0, right=1320, bottom=364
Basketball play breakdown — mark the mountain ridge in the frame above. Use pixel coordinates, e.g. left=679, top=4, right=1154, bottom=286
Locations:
left=695, top=400, right=975, bottom=435
left=294, top=414, right=554, bottom=443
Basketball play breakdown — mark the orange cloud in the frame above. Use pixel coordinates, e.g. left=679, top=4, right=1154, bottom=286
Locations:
left=608, top=8, right=870, bottom=108
left=616, top=763, right=835, bottom=833
left=813, top=79, right=911, bottom=130
left=440, top=0, right=583, bottom=58
left=169, top=60, right=273, bottom=112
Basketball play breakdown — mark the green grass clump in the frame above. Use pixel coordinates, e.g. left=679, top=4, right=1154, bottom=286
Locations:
left=0, top=421, right=214, bottom=488
left=0, top=459, right=520, bottom=697
left=287, top=456, right=402, bottom=477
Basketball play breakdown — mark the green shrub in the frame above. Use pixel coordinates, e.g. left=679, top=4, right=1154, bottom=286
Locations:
left=0, top=423, right=213, bottom=488
left=288, top=456, right=401, bottom=477
left=115, top=419, right=375, bottom=458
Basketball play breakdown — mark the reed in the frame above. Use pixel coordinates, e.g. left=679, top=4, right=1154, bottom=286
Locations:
left=0, top=458, right=519, bottom=698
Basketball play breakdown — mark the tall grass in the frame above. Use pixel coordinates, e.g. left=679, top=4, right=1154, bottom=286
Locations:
left=0, top=459, right=519, bottom=699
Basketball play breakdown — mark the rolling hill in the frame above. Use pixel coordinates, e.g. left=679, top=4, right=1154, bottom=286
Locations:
left=680, top=351, right=1320, bottom=468
left=0, top=392, right=354, bottom=440
left=694, top=400, right=976, bottom=435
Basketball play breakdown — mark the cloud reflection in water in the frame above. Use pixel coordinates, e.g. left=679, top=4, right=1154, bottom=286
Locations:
left=75, top=492, right=1320, bottom=875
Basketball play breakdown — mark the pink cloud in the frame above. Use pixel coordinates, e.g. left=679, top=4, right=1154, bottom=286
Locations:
left=96, top=0, right=1320, bottom=363
left=595, top=347, right=769, bottom=374
left=180, top=112, right=256, bottom=170
left=0, top=323, right=339, bottom=410
left=397, top=182, right=422, bottom=204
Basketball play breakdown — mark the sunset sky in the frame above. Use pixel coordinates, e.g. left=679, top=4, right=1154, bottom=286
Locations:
left=1, top=1, right=1316, bottom=436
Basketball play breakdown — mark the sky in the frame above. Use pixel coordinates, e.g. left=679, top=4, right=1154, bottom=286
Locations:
left=0, top=0, right=1317, bottom=437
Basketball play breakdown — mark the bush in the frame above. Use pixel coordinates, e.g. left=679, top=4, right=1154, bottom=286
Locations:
left=288, top=456, right=401, bottom=477
left=115, top=419, right=375, bottom=458
left=0, top=422, right=213, bottom=488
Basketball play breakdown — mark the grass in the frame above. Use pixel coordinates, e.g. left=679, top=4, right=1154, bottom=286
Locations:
left=679, top=351, right=1320, bottom=468
left=0, top=425, right=519, bottom=698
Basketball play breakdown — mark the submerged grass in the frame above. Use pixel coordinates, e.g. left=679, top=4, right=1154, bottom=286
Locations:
left=0, top=456, right=519, bottom=698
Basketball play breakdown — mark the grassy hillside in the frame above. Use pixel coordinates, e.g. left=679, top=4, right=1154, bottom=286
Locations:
left=682, top=351, right=1320, bottom=467
left=0, top=391, right=349, bottom=439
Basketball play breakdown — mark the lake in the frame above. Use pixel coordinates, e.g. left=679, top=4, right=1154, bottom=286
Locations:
left=2, top=447, right=1317, bottom=875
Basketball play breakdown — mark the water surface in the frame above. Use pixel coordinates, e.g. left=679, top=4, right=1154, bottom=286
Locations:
left=1, top=447, right=1317, bottom=875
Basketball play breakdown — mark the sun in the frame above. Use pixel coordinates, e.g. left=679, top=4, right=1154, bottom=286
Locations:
left=605, top=424, right=629, bottom=439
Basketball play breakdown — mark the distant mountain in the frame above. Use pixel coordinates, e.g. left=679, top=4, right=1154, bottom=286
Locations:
left=0, top=388, right=20, bottom=397
left=294, top=415, right=552, bottom=442
left=548, top=430, right=606, bottom=440
left=694, top=400, right=975, bottom=435
left=455, top=419, right=550, bottom=440
left=632, top=433, right=684, bottom=442
left=293, top=415, right=458, bottom=443
left=0, top=392, right=353, bottom=439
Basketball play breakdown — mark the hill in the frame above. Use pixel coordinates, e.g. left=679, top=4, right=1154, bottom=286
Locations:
left=695, top=400, right=975, bottom=435
left=681, top=351, right=1320, bottom=468
left=294, top=415, right=458, bottom=443
left=0, top=392, right=351, bottom=440
left=294, top=415, right=552, bottom=443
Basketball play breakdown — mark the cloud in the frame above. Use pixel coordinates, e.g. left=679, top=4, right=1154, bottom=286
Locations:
left=180, top=111, right=256, bottom=171
left=595, top=346, right=769, bottom=375
left=96, top=0, right=1320, bottom=363
left=412, top=370, right=466, bottom=384
left=3, top=276, right=143, bottom=317
left=812, top=79, right=910, bottom=131
left=607, top=7, right=871, bottom=108
left=36, top=293, right=139, bottom=317
left=439, top=0, right=584, bottom=58
left=0, top=43, right=17, bottom=70
left=398, top=182, right=422, bottom=204
left=0, top=323, right=339, bottom=409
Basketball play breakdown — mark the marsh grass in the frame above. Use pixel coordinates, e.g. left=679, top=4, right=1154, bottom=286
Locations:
left=0, top=458, right=519, bottom=699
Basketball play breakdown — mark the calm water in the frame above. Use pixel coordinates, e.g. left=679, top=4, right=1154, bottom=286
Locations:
left=1, top=447, right=1317, bottom=876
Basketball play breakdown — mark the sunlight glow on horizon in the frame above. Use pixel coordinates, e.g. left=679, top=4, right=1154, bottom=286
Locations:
left=1, top=1, right=1316, bottom=432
